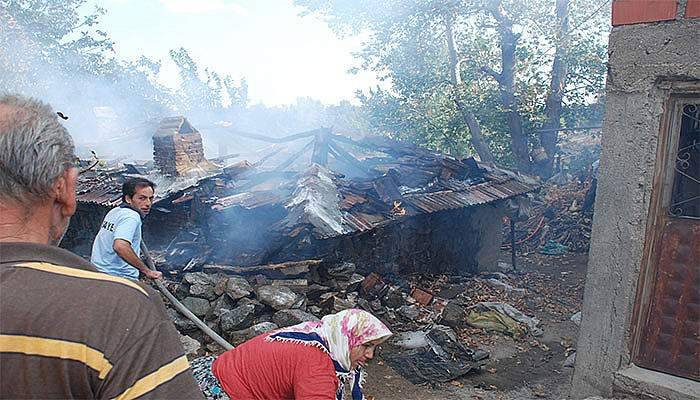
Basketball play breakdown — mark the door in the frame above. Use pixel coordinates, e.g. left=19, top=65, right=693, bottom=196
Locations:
left=634, top=100, right=700, bottom=381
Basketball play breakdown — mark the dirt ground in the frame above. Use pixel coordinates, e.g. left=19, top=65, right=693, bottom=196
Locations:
left=362, top=250, right=589, bottom=400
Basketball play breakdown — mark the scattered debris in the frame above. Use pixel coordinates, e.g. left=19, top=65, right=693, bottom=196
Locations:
left=563, top=352, right=576, bottom=368
left=539, top=240, right=568, bottom=256
left=570, top=311, right=582, bottom=326
left=384, top=325, right=489, bottom=384
left=503, top=179, right=594, bottom=254
left=467, top=302, right=543, bottom=337
left=159, top=247, right=583, bottom=396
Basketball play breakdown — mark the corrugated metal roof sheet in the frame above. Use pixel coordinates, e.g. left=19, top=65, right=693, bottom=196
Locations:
left=342, top=212, right=376, bottom=233
left=77, top=186, right=122, bottom=206
left=402, top=179, right=533, bottom=214
left=213, top=190, right=283, bottom=210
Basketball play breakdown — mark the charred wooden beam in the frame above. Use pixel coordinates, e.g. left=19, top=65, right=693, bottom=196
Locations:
left=329, top=133, right=380, bottom=151
left=328, top=141, right=372, bottom=176
left=203, top=260, right=322, bottom=279
left=274, top=140, right=314, bottom=171
left=227, top=128, right=321, bottom=143
left=311, top=128, right=331, bottom=166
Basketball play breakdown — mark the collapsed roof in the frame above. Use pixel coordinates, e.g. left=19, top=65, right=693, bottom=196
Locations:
left=75, top=133, right=538, bottom=240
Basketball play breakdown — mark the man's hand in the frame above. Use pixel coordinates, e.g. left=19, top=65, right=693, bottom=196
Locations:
left=113, top=239, right=161, bottom=280
left=144, top=269, right=162, bottom=280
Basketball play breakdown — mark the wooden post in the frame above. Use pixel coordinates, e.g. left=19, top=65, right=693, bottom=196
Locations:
left=311, top=128, right=330, bottom=166
left=510, top=217, right=517, bottom=271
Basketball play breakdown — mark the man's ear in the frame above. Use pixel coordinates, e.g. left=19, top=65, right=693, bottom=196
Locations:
left=54, top=167, right=78, bottom=217
left=124, top=195, right=133, bottom=205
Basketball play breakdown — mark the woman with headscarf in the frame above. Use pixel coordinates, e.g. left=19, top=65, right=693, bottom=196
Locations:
left=191, top=308, right=392, bottom=400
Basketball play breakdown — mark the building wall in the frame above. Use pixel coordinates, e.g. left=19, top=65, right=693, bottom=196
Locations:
left=320, top=203, right=505, bottom=276
left=571, top=6, right=700, bottom=398
left=213, top=202, right=505, bottom=275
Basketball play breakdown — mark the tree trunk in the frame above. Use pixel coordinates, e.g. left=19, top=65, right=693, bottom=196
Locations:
left=444, top=11, right=495, bottom=163
left=538, top=0, right=569, bottom=178
left=485, top=0, right=532, bottom=173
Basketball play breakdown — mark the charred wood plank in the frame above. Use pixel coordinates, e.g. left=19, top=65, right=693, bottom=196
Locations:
left=311, top=128, right=331, bottom=166
left=329, top=133, right=381, bottom=151
left=203, top=260, right=321, bottom=279
left=274, top=140, right=314, bottom=171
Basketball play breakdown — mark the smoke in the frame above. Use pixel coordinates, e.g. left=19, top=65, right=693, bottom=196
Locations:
left=0, top=4, right=367, bottom=166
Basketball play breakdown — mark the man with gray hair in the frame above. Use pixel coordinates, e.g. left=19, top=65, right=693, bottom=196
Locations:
left=0, top=94, right=204, bottom=399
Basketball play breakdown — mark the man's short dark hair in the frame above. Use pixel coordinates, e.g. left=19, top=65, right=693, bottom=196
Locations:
left=122, top=178, right=156, bottom=202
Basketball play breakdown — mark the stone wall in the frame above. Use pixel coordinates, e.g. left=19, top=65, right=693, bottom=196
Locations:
left=206, top=202, right=505, bottom=276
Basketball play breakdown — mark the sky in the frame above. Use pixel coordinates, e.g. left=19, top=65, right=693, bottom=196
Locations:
left=89, top=0, right=381, bottom=106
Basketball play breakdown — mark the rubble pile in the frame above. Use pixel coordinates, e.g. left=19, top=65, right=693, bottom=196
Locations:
left=164, top=259, right=558, bottom=374
left=504, top=179, right=594, bottom=254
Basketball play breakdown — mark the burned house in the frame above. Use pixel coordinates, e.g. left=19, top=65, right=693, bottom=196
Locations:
left=571, top=2, right=700, bottom=399
left=202, top=137, right=536, bottom=276
left=62, top=121, right=538, bottom=277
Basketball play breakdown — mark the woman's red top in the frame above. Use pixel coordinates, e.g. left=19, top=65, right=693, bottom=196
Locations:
left=212, top=333, right=339, bottom=399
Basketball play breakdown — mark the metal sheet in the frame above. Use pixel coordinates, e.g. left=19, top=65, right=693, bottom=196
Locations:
left=213, top=191, right=283, bottom=210
left=402, top=180, right=533, bottom=214
left=636, top=220, right=700, bottom=381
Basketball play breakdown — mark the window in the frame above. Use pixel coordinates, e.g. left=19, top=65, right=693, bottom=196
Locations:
left=669, top=103, right=700, bottom=219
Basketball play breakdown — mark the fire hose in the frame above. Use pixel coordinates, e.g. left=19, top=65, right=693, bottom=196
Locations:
left=140, top=242, right=234, bottom=350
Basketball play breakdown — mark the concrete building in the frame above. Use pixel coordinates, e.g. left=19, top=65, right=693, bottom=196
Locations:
left=571, top=1, right=699, bottom=399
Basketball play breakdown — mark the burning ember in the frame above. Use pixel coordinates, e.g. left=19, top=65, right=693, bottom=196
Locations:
left=392, top=200, right=406, bottom=216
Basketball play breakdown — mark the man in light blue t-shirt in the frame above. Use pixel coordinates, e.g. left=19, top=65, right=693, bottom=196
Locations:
left=91, top=178, right=162, bottom=280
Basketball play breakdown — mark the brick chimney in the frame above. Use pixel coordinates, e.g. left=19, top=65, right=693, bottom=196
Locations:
left=153, top=116, right=205, bottom=176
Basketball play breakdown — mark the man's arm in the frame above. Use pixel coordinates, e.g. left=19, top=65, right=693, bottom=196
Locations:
left=113, top=239, right=162, bottom=279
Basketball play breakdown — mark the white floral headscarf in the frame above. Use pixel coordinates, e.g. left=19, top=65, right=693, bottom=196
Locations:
left=267, top=309, right=392, bottom=400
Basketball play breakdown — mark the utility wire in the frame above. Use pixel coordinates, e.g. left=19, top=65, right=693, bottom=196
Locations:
left=562, top=0, right=611, bottom=40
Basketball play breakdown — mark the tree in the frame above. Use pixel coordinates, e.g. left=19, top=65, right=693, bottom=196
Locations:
left=296, top=0, right=609, bottom=176
left=0, top=0, right=114, bottom=93
left=480, top=0, right=531, bottom=172
left=0, top=0, right=181, bottom=152
left=539, top=0, right=569, bottom=176
left=444, top=8, right=495, bottom=162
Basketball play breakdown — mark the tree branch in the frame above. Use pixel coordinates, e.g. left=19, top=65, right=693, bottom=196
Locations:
left=480, top=66, right=503, bottom=83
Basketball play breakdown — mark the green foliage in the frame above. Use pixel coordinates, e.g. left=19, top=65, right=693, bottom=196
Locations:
left=296, top=0, right=609, bottom=167
left=1, top=1, right=112, bottom=90
left=0, top=0, right=176, bottom=124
